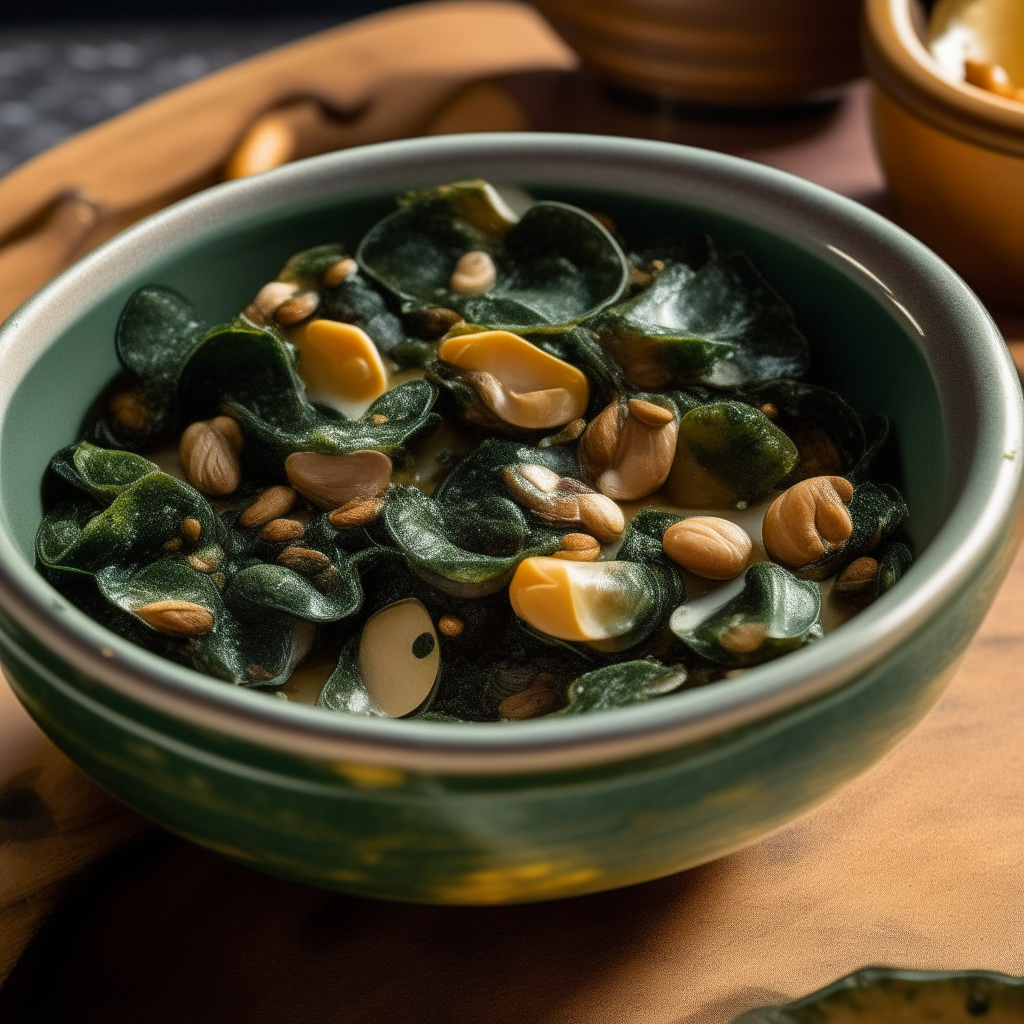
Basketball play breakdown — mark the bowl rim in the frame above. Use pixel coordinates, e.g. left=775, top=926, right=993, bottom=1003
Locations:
left=864, top=0, right=1024, bottom=157
left=0, top=131, right=1020, bottom=775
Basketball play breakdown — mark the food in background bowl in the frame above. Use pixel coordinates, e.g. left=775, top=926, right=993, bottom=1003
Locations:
left=35, top=181, right=912, bottom=724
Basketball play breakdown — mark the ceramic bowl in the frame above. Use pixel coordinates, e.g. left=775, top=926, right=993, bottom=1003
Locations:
left=530, top=0, right=863, bottom=106
left=0, top=133, right=1020, bottom=904
left=865, top=0, right=1024, bottom=309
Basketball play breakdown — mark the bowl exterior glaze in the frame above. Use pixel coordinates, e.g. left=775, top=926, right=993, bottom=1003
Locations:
left=0, top=134, right=1020, bottom=903
left=865, top=0, right=1024, bottom=309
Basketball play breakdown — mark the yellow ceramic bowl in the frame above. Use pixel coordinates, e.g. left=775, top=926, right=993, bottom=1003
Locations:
left=530, top=0, right=862, bottom=106
left=864, top=0, right=1024, bottom=308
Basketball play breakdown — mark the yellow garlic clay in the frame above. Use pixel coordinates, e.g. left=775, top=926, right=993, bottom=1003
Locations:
left=438, top=331, right=589, bottom=431
left=509, top=556, right=644, bottom=643
left=296, top=319, right=388, bottom=409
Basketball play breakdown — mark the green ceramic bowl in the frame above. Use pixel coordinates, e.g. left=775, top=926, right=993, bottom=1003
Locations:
left=0, top=134, right=1020, bottom=904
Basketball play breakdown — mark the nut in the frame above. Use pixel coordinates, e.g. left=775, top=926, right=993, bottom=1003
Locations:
left=663, top=518, right=752, bottom=580
left=760, top=402, right=779, bottom=419
left=179, top=421, right=241, bottom=497
left=180, top=518, right=202, bottom=544
left=502, top=464, right=624, bottom=543
left=720, top=622, right=767, bottom=654
left=108, top=389, right=150, bottom=434
left=286, top=449, right=392, bottom=510
left=369, top=414, right=388, bottom=425
left=405, top=306, right=464, bottom=340
left=438, top=614, right=464, bottom=637
left=136, top=600, right=214, bottom=637
left=762, top=476, right=854, bottom=569
left=208, top=414, right=244, bottom=454
left=835, top=556, right=879, bottom=600
left=579, top=398, right=677, bottom=501
left=277, top=546, right=331, bottom=574
left=323, top=257, right=358, bottom=287
left=499, top=679, right=562, bottom=720
left=239, top=486, right=298, bottom=528
left=274, top=290, right=319, bottom=326
left=244, top=281, right=298, bottom=324
left=162, top=537, right=182, bottom=553
left=328, top=495, right=385, bottom=529
left=259, top=518, right=304, bottom=542
left=552, top=533, right=601, bottom=562
left=449, top=250, right=496, bottom=294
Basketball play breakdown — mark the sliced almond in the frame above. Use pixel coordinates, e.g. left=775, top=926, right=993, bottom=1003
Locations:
left=277, top=546, right=331, bottom=573
left=286, top=450, right=392, bottom=510
left=136, top=600, right=214, bottom=637
left=328, top=495, right=386, bottom=529
left=259, top=519, right=304, bottom=542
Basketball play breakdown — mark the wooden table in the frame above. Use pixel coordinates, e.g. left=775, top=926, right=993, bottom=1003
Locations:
left=0, top=4, right=1021, bottom=1019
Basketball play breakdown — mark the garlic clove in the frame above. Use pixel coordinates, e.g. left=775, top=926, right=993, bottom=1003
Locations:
left=438, top=331, right=588, bottom=431
left=509, top=557, right=646, bottom=643
left=296, top=319, right=388, bottom=415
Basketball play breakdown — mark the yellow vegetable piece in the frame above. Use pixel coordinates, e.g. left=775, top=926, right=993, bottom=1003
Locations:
left=297, top=319, right=388, bottom=409
left=509, top=556, right=642, bottom=643
left=438, top=330, right=589, bottom=430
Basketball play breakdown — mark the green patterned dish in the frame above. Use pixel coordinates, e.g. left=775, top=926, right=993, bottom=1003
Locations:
left=0, top=134, right=1020, bottom=903
left=732, top=968, right=1024, bottom=1023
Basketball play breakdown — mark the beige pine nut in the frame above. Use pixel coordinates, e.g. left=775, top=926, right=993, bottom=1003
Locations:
left=438, top=614, right=464, bottom=637
left=180, top=518, right=202, bottom=544
left=323, top=257, right=358, bottom=287
left=663, top=517, right=752, bottom=580
left=259, top=518, right=305, bottom=542
left=499, top=679, right=562, bottom=720
left=277, top=546, right=331, bottom=574
left=239, top=486, right=298, bottom=528
left=180, top=421, right=240, bottom=497
left=245, top=281, right=298, bottom=324
left=274, top=290, right=319, bottom=326
left=327, top=495, right=385, bottom=529
left=136, top=600, right=214, bottom=637
left=449, top=250, right=496, bottom=294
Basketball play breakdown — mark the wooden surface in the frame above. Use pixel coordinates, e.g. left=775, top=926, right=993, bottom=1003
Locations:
left=0, top=2, right=1021, bottom=1018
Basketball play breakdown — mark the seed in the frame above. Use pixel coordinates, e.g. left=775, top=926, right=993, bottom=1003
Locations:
left=835, top=556, right=879, bottom=600
left=245, top=281, right=298, bottom=324
left=274, top=290, right=319, bottom=326
left=136, top=600, right=214, bottom=637
left=760, top=402, right=779, bottom=419
left=180, top=518, right=202, bottom=544
left=162, top=537, right=182, bottom=553
left=552, top=533, right=601, bottom=562
left=404, top=306, right=464, bottom=340
left=449, top=250, right=496, bottom=294
left=720, top=621, right=768, bottom=654
left=762, top=476, right=855, bottom=569
left=370, top=414, right=388, bottom=425
left=208, top=414, right=243, bottom=453
left=277, top=546, right=331, bottom=574
left=576, top=493, right=626, bottom=543
left=580, top=399, right=677, bottom=501
left=188, top=550, right=221, bottom=573
left=663, top=518, right=752, bottom=580
left=328, top=495, right=385, bottom=529
left=323, top=257, right=358, bottom=287
left=499, top=680, right=562, bottom=720
left=108, top=389, right=149, bottom=433
left=180, top=421, right=240, bottom=497
left=286, top=449, right=392, bottom=509
left=259, top=518, right=304, bottom=542
left=239, top=486, right=298, bottom=528
left=248, top=665, right=276, bottom=681
left=438, top=614, right=464, bottom=637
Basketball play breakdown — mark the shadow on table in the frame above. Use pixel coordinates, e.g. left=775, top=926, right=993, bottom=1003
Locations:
left=0, top=833, right=722, bottom=1024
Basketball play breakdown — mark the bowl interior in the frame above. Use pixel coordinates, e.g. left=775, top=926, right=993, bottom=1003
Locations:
left=0, top=183, right=945, bottom=567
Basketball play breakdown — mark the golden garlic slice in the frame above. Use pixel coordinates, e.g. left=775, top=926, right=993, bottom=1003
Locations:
left=358, top=598, right=440, bottom=717
left=509, top=557, right=644, bottom=644
left=438, top=331, right=589, bottom=431
left=296, top=319, right=388, bottom=413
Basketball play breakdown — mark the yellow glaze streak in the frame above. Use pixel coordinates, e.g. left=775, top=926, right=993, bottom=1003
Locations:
left=429, top=861, right=602, bottom=905
left=297, top=319, right=388, bottom=405
left=438, top=330, right=588, bottom=429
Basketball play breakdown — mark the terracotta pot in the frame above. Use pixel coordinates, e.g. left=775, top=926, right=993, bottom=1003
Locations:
left=864, top=0, right=1024, bottom=309
left=530, top=0, right=863, bottom=106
